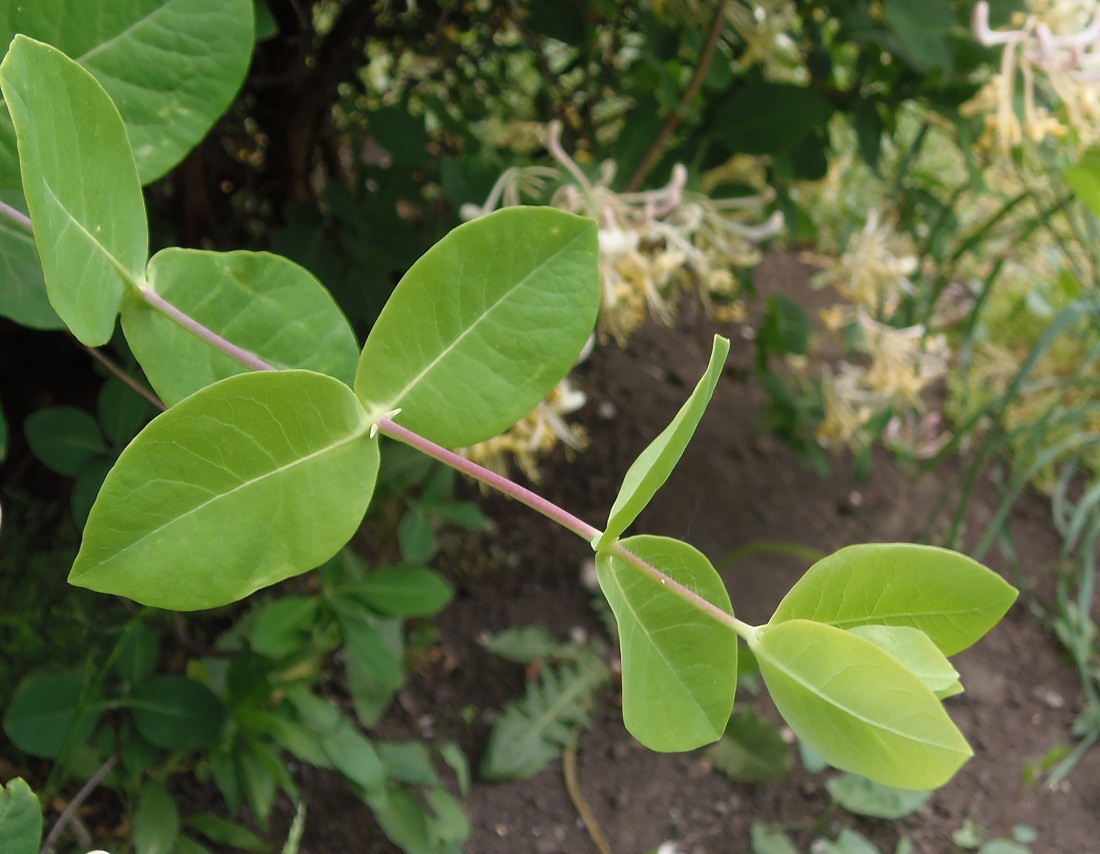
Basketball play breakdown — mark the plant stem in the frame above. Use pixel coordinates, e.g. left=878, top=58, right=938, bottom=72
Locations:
left=139, top=288, right=277, bottom=373
left=129, top=287, right=746, bottom=636
left=377, top=417, right=601, bottom=542
left=0, top=198, right=32, bottom=231
left=82, top=344, right=165, bottom=411
left=40, top=753, right=118, bottom=854
left=625, top=0, right=729, bottom=192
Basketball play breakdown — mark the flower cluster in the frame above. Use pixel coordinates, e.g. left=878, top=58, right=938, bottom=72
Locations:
left=809, top=213, right=952, bottom=458
left=964, top=0, right=1100, bottom=147
left=459, top=121, right=780, bottom=475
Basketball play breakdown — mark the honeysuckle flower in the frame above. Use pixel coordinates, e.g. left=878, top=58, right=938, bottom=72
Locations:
left=463, top=378, right=588, bottom=483
left=811, top=211, right=917, bottom=315
left=966, top=0, right=1100, bottom=147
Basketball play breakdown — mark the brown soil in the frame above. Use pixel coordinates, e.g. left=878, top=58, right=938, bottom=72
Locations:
left=289, top=254, right=1100, bottom=854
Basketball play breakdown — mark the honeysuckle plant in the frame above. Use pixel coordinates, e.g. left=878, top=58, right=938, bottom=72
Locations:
left=0, top=33, right=1018, bottom=798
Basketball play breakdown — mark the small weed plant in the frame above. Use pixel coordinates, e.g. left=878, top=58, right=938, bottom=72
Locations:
left=0, top=33, right=1020, bottom=852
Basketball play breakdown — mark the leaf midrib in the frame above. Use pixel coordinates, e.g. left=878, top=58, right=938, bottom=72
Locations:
left=377, top=227, right=588, bottom=414
left=756, top=638, right=963, bottom=753
left=81, top=425, right=366, bottom=575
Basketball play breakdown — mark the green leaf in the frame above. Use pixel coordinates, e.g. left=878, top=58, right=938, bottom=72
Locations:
left=595, top=535, right=737, bottom=751
left=0, top=778, right=41, bottom=854
left=131, top=676, right=225, bottom=750
left=114, top=621, right=161, bottom=685
left=597, top=335, right=729, bottom=549
left=713, top=81, right=834, bottom=155
left=760, top=295, right=810, bottom=357
left=0, top=36, right=147, bottom=345
left=398, top=506, right=437, bottom=563
left=0, top=191, right=60, bottom=328
left=249, top=595, right=320, bottom=659
left=335, top=603, right=403, bottom=727
left=849, top=625, right=962, bottom=699
left=122, top=249, right=360, bottom=406
left=378, top=741, right=441, bottom=786
left=133, top=780, right=179, bottom=854
left=883, top=0, right=956, bottom=73
left=24, top=406, right=106, bottom=477
left=813, top=828, right=883, bottom=854
left=346, top=566, right=453, bottom=617
left=751, top=824, right=799, bottom=854
left=708, top=711, right=791, bottom=783
left=0, top=0, right=255, bottom=186
left=98, top=377, right=157, bottom=448
left=1063, top=146, right=1100, bottom=218
left=480, top=653, right=608, bottom=781
left=826, top=772, right=930, bottom=819
left=751, top=619, right=971, bottom=790
left=320, top=719, right=385, bottom=793
left=769, top=543, right=1018, bottom=656
left=481, top=626, right=568, bottom=663
left=2, top=671, right=102, bottom=758
left=355, top=207, right=600, bottom=447
left=70, top=371, right=378, bottom=610
left=185, top=813, right=269, bottom=853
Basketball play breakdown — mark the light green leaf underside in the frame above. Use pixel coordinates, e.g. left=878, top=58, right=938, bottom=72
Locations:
left=0, top=190, right=60, bottom=329
left=849, top=625, right=962, bottom=699
left=598, top=335, right=729, bottom=549
left=0, top=777, right=41, bottom=854
left=753, top=619, right=971, bottom=790
left=769, top=543, right=1018, bottom=656
left=123, top=248, right=360, bottom=406
left=70, top=371, right=378, bottom=610
left=596, top=535, right=737, bottom=752
left=0, top=0, right=254, bottom=186
left=355, top=207, right=600, bottom=448
left=0, top=36, right=146, bottom=345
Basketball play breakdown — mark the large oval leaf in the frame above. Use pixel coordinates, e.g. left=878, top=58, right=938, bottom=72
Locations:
left=2, top=671, right=103, bottom=758
left=69, top=371, right=379, bottom=610
left=122, top=248, right=360, bottom=406
left=0, top=0, right=254, bottom=186
left=752, top=619, right=971, bottom=790
left=769, top=543, right=1018, bottom=656
left=354, top=207, right=600, bottom=448
left=596, top=335, right=729, bottom=549
left=596, top=535, right=737, bottom=751
left=0, top=36, right=147, bottom=345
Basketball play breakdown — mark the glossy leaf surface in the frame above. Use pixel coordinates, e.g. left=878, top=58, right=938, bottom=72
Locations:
left=752, top=619, right=971, bottom=789
left=770, top=543, right=1017, bottom=656
left=596, top=535, right=737, bottom=751
left=70, top=371, right=378, bottom=610
left=355, top=207, right=600, bottom=447
left=597, top=335, right=729, bottom=548
left=123, top=248, right=360, bottom=405
left=0, top=36, right=146, bottom=345
left=0, top=0, right=254, bottom=186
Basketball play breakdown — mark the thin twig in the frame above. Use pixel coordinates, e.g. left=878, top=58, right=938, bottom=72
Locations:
left=82, top=345, right=166, bottom=411
left=563, top=743, right=613, bottom=854
left=41, top=754, right=119, bottom=854
left=0, top=198, right=32, bottom=231
left=626, top=0, right=730, bottom=192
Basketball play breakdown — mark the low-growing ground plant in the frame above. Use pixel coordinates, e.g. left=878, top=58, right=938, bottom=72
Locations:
left=0, top=33, right=1020, bottom=852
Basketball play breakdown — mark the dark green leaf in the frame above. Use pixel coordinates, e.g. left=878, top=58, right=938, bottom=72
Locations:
left=249, top=596, right=319, bottom=659
left=708, top=711, right=791, bottom=783
left=347, top=566, right=453, bottom=617
left=132, top=780, right=179, bottom=854
left=3, top=671, right=101, bottom=758
left=185, top=813, right=269, bottom=853
left=131, top=676, right=225, bottom=751
left=24, top=406, right=105, bottom=477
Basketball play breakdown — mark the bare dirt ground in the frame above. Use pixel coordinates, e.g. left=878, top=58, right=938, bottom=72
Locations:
left=291, top=253, right=1100, bottom=853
